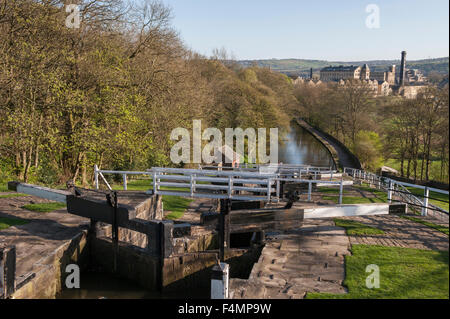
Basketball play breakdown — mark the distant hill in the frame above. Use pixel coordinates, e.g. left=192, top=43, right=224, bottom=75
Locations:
left=238, top=57, right=449, bottom=77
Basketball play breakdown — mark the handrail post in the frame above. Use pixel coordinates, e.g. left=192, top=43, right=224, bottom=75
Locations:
left=94, top=164, right=99, bottom=189
left=123, top=174, right=127, bottom=190
left=308, top=181, right=312, bottom=202
left=422, top=187, right=429, bottom=216
left=339, top=179, right=343, bottom=204
left=153, top=172, right=157, bottom=195
left=190, top=174, right=195, bottom=197
left=267, top=178, right=271, bottom=202
left=387, top=180, right=392, bottom=203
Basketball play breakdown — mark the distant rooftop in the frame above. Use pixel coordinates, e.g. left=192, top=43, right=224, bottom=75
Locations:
left=321, top=65, right=359, bottom=72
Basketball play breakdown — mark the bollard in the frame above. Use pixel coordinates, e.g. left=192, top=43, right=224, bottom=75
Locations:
left=211, top=262, right=229, bottom=299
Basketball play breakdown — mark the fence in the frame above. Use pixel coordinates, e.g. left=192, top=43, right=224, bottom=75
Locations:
left=344, top=167, right=449, bottom=220
left=94, top=165, right=347, bottom=203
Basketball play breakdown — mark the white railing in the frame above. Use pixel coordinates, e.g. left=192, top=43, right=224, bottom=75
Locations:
left=344, top=167, right=449, bottom=219
left=94, top=165, right=348, bottom=203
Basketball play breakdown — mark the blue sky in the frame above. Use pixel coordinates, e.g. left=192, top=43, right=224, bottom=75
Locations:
left=159, top=0, right=449, bottom=61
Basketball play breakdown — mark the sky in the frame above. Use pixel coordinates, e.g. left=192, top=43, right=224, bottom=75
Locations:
left=158, top=0, right=449, bottom=61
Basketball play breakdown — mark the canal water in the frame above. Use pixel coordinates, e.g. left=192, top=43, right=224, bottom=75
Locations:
left=58, top=121, right=334, bottom=299
left=278, top=121, right=335, bottom=168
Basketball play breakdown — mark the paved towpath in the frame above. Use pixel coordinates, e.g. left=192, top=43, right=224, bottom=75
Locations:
left=0, top=195, right=88, bottom=286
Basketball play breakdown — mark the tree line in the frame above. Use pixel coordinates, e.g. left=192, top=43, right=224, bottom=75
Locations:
left=0, top=0, right=298, bottom=186
left=294, top=80, right=449, bottom=183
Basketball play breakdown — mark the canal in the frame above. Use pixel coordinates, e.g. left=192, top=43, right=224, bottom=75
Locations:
left=278, top=121, right=335, bottom=168
left=58, top=121, right=335, bottom=299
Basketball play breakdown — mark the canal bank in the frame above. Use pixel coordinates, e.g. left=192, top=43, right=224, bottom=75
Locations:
left=1, top=192, right=263, bottom=299
left=294, top=119, right=362, bottom=170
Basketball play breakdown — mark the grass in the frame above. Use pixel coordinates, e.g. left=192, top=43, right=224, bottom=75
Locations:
left=316, top=187, right=349, bottom=194
left=21, top=202, right=67, bottom=213
left=0, top=183, right=9, bottom=192
left=406, top=187, right=449, bottom=212
left=334, top=218, right=385, bottom=236
left=0, top=217, right=29, bottom=230
left=321, top=185, right=388, bottom=204
left=385, top=158, right=448, bottom=184
left=400, top=215, right=449, bottom=236
left=323, top=195, right=386, bottom=204
left=307, top=245, right=449, bottom=299
left=0, top=193, right=29, bottom=198
left=112, top=178, right=193, bottom=220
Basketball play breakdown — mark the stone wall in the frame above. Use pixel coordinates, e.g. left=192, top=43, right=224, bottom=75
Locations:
left=99, top=194, right=162, bottom=248
left=11, top=230, right=89, bottom=299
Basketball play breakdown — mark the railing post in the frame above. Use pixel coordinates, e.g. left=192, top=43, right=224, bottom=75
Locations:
left=276, top=179, right=280, bottom=201
left=228, top=176, right=233, bottom=199
left=153, top=172, right=157, bottom=195
left=190, top=174, right=195, bottom=197
left=339, top=179, right=343, bottom=204
left=267, top=178, right=271, bottom=201
left=387, top=180, right=392, bottom=203
left=308, top=181, right=312, bottom=202
left=123, top=174, right=127, bottom=190
left=94, top=164, right=99, bottom=189
left=422, top=187, right=429, bottom=216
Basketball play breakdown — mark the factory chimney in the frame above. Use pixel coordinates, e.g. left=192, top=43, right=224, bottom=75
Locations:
left=399, top=51, right=406, bottom=86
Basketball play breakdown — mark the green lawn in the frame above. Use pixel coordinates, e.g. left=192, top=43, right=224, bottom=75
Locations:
left=334, top=218, right=385, bottom=236
left=321, top=185, right=388, bottom=204
left=323, top=195, right=386, bottom=204
left=316, top=187, right=349, bottom=194
left=385, top=158, right=448, bottom=184
left=0, top=193, right=29, bottom=198
left=0, top=217, right=29, bottom=230
left=0, top=183, right=9, bottom=192
left=400, top=216, right=449, bottom=236
left=113, top=178, right=193, bottom=220
left=21, top=202, right=67, bottom=213
left=307, top=245, right=449, bottom=299
left=406, top=187, right=449, bottom=212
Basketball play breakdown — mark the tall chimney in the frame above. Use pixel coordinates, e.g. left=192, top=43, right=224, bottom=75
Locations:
left=310, top=68, right=313, bottom=79
left=399, top=51, right=406, bottom=86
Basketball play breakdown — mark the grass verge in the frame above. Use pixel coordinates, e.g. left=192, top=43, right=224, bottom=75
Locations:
left=0, top=193, right=29, bottom=198
left=323, top=196, right=386, bottom=204
left=307, top=245, right=449, bottom=299
left=22, top=202, right=67, bottom=213
left=113, top=178, right=193, bottom=220
left=334, top=218, right=385, bottom=236
left=0, top=217, right=29, bottom=230
left=400, top=215, right=449, bottom=236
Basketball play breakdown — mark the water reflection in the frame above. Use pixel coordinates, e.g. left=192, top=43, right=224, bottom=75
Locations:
left=278, top=122, right=335, bottom=168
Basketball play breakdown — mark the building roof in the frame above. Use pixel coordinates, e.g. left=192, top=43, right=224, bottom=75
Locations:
left=321, top=65, right=360, bottom=72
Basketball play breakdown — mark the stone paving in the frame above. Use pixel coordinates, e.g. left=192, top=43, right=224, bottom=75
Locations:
left=230, top=219, right=351, bottom=299
left=0, top=195, right=89, bottom=284
left=340, top=215, right=448, bottom=251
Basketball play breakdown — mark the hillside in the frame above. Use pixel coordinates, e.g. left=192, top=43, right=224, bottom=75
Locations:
left=238, top=57, right=449, bottom=77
